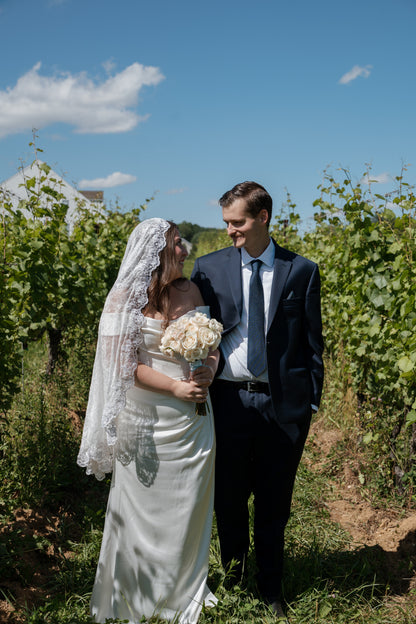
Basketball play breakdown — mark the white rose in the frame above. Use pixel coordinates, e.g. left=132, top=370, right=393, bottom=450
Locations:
left=160, top=344, right=175, bottom=357
left=166, top=326, right=178, bottom=340
left=160, top=335, right=170, bottom=349
left=212, top=337, right=221, bottom=350
left=172, top=340, right=183, bottom=353
left=198, top=326, right=216, bottom=347
left=175, top=329, right=188, bottom=345
left=184, top=347, right=206, bottom=361
left=181, top=328, right=199, bottom=351
left=208, top=318, right=223, bottom=333
left=191, top=312, right=210, bottom=327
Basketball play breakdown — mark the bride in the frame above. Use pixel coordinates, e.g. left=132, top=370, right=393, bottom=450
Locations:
left=77, top=218, right=220, bottom=624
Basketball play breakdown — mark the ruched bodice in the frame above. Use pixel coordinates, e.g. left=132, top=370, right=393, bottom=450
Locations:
left=137, top=316, right=189, bottom=380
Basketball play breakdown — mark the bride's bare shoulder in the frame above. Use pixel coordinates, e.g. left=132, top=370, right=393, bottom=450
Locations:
left=169, top=279, right=204, bottom=313
left=186, top=279, right=204, bottom=305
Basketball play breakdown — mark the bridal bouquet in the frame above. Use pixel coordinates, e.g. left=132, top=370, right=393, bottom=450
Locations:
left=160, top=311, right=223, bottom=415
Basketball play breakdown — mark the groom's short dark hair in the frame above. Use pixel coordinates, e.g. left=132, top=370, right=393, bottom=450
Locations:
left=219, top=181, right=273, bottom=226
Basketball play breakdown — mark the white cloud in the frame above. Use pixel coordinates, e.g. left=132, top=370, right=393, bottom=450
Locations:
left=0, top=61, right=165, bottom=139
left=166, top=187, right=187, bottom=195
left=103, top=58, right=117, bottom=74
left=79, top=172, right=137, bottom=189
left=47, top=132, right=67, bottom=141
left=360, top=172, right=390, bottom=185
left=339, top=64, right=372, bottom=85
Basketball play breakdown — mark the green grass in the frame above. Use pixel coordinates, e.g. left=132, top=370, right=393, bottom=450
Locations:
left=11, top=461, right=415, bottom=624
left=1, top=344, right=415, bottom=623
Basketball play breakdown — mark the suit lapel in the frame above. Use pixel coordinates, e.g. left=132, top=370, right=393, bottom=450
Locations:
left=267, top=242, right=292, bottom=331
left=226, top=247, right=243, bottom=317
left=221, top=242, right=292, bottom=331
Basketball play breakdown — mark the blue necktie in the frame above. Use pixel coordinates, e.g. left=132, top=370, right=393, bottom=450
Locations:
left=247, top=259, right=266, bottom=377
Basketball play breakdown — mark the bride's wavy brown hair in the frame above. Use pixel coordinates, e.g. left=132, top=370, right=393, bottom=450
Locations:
left=146, top=221, right=186, bottom=320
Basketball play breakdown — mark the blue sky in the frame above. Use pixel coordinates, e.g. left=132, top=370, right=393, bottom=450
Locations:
left=0, top=0, right=415, bottom=230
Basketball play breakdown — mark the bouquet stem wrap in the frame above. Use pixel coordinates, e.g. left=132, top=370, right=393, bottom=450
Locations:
left=189, top=360, right=207, bottom=416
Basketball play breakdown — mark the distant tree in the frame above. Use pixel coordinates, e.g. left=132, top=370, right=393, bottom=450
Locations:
left=191, top=229, right=230, bottom=257
left=177, top=221, right=204, bottom=242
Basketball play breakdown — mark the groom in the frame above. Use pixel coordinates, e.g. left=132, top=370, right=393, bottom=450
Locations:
left=191, top=181, right=324, bottom=618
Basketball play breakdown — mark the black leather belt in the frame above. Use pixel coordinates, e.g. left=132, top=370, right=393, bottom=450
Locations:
left=216, top=379, right=270, bottom=394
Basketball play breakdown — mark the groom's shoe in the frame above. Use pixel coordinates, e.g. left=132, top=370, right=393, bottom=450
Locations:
left=268, top=600, right=289, bottom=622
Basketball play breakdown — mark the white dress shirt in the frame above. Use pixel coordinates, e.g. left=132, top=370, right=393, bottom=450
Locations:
left=219, top=239, right=275, bottom=382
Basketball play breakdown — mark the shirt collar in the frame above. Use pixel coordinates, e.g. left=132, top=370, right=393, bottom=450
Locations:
left=241, top=238, right=274, bottom=268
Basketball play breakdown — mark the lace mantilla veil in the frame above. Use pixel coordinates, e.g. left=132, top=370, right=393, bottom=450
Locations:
left=77, top=218, right=170, bottom=480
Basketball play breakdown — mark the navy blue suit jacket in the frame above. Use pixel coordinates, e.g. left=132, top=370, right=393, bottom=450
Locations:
left=191, top=240, right=324, bottom=429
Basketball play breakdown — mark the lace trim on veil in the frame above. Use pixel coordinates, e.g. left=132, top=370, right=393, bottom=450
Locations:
left=77, top=218, right=170, bottom=480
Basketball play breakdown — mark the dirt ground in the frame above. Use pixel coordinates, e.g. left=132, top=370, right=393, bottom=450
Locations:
left=305, top=420, right=416, bottom=600
left=0, top=506, right=72, bottom=623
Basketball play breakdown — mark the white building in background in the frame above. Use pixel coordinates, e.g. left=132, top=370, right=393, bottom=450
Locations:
left=0, top=160, right=104, bottom=232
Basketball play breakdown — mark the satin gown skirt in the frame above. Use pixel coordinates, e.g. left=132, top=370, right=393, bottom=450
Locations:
left=91, top=317, right=216, bottom=624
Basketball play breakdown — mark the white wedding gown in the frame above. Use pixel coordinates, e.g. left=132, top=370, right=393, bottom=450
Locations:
left=91, top=316, right=217, bottom=624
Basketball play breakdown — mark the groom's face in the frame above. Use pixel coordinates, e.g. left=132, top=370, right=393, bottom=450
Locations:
left=222, top=198, right=268, bottom=257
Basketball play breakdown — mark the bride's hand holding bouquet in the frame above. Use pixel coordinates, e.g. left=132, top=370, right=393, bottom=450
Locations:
left=160, top=311, right=223, bottom=415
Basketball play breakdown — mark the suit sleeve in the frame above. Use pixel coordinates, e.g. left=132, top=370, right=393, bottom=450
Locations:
left=191, top=258, right=212, bottom=309
left=305, top=264, right=324, bottom=409
left=190, top=258, right=202, bottom=289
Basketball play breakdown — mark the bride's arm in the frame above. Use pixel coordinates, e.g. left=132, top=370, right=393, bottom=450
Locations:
left=135, top=362, right=208, bottom=403
left=137, top=281, right=220, bottom=397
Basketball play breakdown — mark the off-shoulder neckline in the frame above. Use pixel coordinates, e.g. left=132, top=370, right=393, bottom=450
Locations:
left=143, top=310, right=198, bottom=324
left=143, top=316, right=163, bottom=324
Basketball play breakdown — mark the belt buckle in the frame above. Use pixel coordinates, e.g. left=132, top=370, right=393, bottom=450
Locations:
left=247, top=381, right=256, bottom=392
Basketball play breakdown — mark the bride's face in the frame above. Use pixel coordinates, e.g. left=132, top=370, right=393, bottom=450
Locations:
left=170, top=228, right=188, bottom=280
